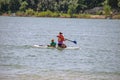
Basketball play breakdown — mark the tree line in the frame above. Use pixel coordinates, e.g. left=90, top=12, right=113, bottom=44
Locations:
left=0, top=0, right=120, bottom=17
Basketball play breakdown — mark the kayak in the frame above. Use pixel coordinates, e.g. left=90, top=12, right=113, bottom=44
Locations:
left=33, top=45, right=79, bottom=50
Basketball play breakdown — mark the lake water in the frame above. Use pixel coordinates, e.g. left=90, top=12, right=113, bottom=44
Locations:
left=0, top=16, right=120, bottom=80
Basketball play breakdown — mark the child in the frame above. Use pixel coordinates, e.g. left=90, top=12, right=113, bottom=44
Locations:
left=48, top=39, right=56, bottom=47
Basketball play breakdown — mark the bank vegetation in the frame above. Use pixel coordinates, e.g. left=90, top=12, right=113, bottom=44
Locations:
left=1, top=0, right=120, bottom=19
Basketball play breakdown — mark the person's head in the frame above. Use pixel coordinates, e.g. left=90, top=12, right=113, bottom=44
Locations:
left=51, top=39, right=54, bottom=42
left=59, top=32, right=63, bottom=35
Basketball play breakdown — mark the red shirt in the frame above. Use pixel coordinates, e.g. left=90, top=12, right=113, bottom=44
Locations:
left=57, top=34, right=65, bottom=42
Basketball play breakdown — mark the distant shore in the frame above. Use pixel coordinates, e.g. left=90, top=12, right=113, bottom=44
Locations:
left=1, top=12, right=120, bottom=19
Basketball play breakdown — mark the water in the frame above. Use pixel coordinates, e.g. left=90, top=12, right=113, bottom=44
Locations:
left=0, top=16, right=120, bottom=80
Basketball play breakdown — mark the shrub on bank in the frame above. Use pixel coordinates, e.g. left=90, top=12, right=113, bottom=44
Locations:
left=16, top=11, right=25, bottom=16
left=51, top=12, right=60, bottom=17
left=25, top=8, right=35, bottom=16
left=75, top=14, right=91, bottom=18
left=35, top=10, right=60, bottom=17
left=60, top=13, right=71, bottom=18
left=36, top=10, right=52, bottom=17
left=113, top=14, right=120, bottom=19
left=2, top=10, right=120, bottom=19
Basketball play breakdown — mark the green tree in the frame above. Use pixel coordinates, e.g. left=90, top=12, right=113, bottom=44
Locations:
left=108, top=0, right=118, bottom=8
left=76, top=0, right=87, bottom=13
left=67, top=0, right=78, bottom=17
left=25, top=0, right=39, bottom=11
left=9, top=0, right=20, bottom=13
left=118, top=0, right=120, bottom=8
left=59, top=0, right=69, bottom=13
left=84, top=0, right=104, bottom=9
left=19, top=1, right=28, bottom=12
left=0, top=0, right=10, bottom=13
left=103, top=0, right=111, bottom=17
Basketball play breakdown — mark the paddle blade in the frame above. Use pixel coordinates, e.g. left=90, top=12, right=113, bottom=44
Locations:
left=73, top=41, right=77, bottom=44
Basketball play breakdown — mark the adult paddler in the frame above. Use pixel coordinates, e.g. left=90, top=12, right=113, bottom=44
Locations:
left=57, top=32, right=67, bottom=48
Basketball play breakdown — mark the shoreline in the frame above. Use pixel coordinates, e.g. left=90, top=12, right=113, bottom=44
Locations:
left=1, top=13, right=120, bottom=19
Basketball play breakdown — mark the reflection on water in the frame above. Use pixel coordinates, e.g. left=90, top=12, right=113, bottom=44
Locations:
left=0, top=16, right=120, bottom=80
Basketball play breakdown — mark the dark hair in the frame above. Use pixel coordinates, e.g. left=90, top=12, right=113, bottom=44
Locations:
left=59, top=32, right=63, bottom=34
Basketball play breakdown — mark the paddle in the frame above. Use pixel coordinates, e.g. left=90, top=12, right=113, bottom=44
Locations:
left=65, top=39, right=77, bottom=44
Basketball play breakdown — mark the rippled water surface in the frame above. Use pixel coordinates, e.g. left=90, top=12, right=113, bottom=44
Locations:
left=0, top=16, right=120, bottom=80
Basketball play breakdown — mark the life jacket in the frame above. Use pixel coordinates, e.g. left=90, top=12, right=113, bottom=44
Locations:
left=58, top=34, right=64, bottom=42
left=50, top=42, right=56, bottom=47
